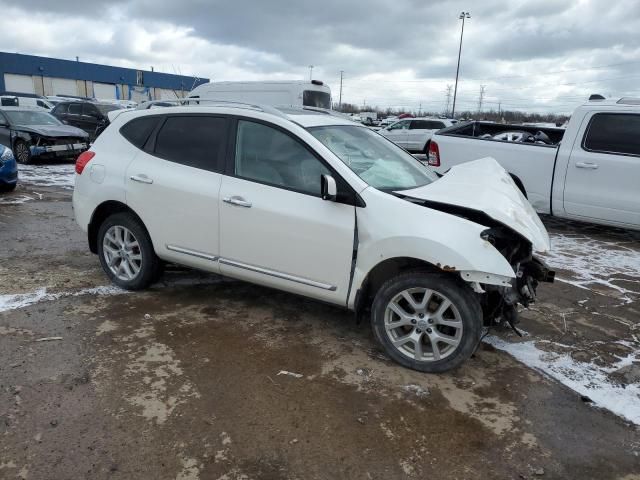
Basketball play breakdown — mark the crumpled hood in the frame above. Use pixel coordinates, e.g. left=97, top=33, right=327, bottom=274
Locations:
left=15, top=124, right=89, bottom=138
left=396, top=157, right=551, bottom=252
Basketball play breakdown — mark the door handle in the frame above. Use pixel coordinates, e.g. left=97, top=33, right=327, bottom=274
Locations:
left=575, top=162, right=599, bottom=169
left=223, top=196, right=252, bottom=208
left=130, top=174, right=153, bottom=184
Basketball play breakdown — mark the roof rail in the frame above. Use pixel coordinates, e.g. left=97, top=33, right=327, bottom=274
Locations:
left=617, top=97, right=640, bottom=105
left=135, top=98, right=289, bottom=119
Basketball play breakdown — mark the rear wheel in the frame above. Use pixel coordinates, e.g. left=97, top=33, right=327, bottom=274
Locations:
left=13, top=140, right=31, bottom=164
left=371, top=271, right=482, bottom=373
left=0, top=183, right=17, bottom=192
left=97, top=212, right=161, bottom=290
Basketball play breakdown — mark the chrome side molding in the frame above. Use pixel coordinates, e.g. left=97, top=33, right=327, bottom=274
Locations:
left=219, top=258, right=337, bottom=291
left=166, top=245, right=219, bottom=262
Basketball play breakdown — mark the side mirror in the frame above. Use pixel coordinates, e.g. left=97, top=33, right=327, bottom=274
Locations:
left=321, top=174, right=337, bottom=201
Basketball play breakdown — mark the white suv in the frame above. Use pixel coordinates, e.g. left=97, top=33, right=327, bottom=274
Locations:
left=73, top=103, right=554, bottom=373
left=380, top=118, right=455, bottom=152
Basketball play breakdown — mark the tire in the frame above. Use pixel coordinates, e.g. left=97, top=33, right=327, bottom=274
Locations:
left=371, top=271, right=482, bottom=373
left=97, top=212, right=161, bottom=290
left=13, top=140, right=31, bottom=165
left=0, top=183, right=17, bottom=192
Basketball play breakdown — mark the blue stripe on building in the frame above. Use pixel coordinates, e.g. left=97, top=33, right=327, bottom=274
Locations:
left=0, top=51, right=208, bottom=94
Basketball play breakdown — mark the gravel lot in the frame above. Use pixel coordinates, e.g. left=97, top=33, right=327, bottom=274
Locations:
left=1, top=162, right=639, bottom=479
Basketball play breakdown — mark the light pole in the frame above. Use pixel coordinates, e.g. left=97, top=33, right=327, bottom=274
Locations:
left=451, top=11, right=470, bottom=118
left=309, top=65, right=314, bottom=81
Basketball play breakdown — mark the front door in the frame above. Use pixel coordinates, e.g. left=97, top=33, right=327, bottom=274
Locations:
left=381, top=120, right=410, bottom=149
left=125, top=114, right=229, bottom=271
left=563, top=112, right=640, bottom=227
left=219, top=119, right=356, bottom=305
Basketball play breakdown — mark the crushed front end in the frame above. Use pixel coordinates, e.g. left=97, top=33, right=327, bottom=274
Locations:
left=479, top=225, right=555, bottom=330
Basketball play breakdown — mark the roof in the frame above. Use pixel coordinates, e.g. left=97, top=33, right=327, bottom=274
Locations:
left=584, top=96, right=640, bottom=107
left=0, top=106, right=47, bottom=111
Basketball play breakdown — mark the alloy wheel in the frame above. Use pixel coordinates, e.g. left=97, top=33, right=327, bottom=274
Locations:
left=102, top=225, right=143, bottom=281
left=384, top=287, right=463, bottom=362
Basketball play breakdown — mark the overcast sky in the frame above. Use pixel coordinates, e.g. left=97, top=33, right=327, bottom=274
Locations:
left=1, top=0, right=639, bottom=114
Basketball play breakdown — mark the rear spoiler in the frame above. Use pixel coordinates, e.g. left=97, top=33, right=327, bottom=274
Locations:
left=107, top=109, right=130, bottom=123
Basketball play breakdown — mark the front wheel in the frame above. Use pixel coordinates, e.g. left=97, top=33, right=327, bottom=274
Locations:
left=371, top=271, right=482, bottom=373
left=97, top=212, right=161, bottom=290
left=13, top=140, right=31, bottom=164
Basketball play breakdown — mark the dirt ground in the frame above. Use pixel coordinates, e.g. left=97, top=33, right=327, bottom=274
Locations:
left=1, top=163, right=639, bottom=480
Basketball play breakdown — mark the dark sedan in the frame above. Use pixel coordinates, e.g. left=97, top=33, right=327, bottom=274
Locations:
left=0, top=107, right=89, bottom=164
left=51, top=101, right=123, bottom=141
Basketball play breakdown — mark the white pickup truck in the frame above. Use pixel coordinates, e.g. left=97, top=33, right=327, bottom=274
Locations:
left=428, top=97, right=640, bottom=230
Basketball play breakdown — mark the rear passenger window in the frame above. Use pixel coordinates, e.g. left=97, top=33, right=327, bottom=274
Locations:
left=121, top=116, right=160, bottom=149
left=153, top=116, right=227, bottom=172
left=68, top=104, right=81, bottom=115
left=583, top=113, right=640, bottom=156
left=409, top=120, right=429, bottom=130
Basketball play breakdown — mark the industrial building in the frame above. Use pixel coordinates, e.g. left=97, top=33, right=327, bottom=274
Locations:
left=0, top=52, right=208, bottom=102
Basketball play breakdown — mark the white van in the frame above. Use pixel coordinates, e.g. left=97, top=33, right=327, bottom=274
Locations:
left=188, top=80, right=332, bottom=109
left=0, top=93, right=54, bottom=110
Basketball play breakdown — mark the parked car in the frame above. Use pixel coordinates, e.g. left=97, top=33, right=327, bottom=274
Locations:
left=380, top=118, right=455, bottom=152
left=429, top=96, right=640, bottom=230
left=0, top=93, right=54, bottom=110
left=0, top=107, right=89, bottom=164
left=0, top=144, right=18, bottom=192
left=51, top=101, right=124, bottom=140
left=73, top=103, right=554, bottom=373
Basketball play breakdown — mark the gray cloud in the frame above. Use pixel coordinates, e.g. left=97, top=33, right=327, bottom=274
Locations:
left=0, top=0, right=639, bottom=113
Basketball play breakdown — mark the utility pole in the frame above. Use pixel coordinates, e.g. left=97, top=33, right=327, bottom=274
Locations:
left=477, top=85, right=486, bottom=114
left=308, top=65, right=314, bottom=81
left=339, top=70, right=344, bottom=110
left=451, top=11, right=471, bottom=118
left=445, top=84, right=453, bottom=116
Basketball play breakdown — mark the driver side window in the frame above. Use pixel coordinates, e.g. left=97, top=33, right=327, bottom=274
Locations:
left=388, top=121, right=408, bottom=130
left=235, top=120, right=330, bottom=196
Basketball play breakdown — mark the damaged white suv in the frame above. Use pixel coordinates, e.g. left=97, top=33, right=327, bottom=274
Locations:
left=73, top=102, right=554, bottom=373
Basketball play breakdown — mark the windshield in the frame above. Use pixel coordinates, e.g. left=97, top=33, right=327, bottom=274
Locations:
left=303, top=90, right=331, bottom=109
left=309, top=125, right=437, bottom=190
left=5, top=110, right=62, bottom=126
left=96, top=104, right=123, bottom=114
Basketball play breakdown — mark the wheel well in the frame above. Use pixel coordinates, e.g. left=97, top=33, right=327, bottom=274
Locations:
left=355, top=257, right=444, bottom=314
left=88, top=201, right=145, bottom=254
left=509, top=173, right=528, bottom=198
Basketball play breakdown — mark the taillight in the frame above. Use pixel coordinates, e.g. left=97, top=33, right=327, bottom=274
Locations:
left=428, top=141, right=440, bottom=167
left=75, top=151, right=95, bottom=174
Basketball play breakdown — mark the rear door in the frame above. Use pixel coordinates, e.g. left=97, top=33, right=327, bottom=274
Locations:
left=218, top=118, right=355, bottom=305
left=80, top=103, right=101, bottom=136
left=125, top=114, right=229, bottom=271
left=66, top=103, right=83, bottom=129
left=563, top=112, right=640, bottom=226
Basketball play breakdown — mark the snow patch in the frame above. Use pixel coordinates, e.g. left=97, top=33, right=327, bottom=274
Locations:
left=542, top=232, right=640, bottom=302
left=486, top=335, right=640, bottom=425
left=17, top=163, right=75, bottom=189
left=0, top=285, right=126, bottom=313
left=0, top=194, right=33, bottom=205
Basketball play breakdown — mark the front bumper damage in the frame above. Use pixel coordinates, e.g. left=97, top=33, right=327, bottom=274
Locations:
left=29, top=140, right=88, bottom=159
left=482, top=256, right=555, bottom=331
